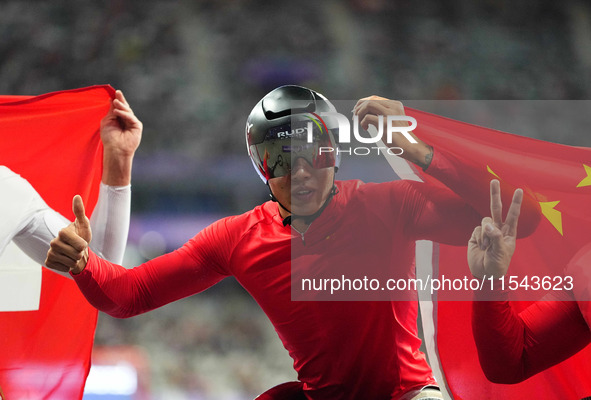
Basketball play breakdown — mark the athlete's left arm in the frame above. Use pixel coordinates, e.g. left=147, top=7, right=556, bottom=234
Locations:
left=354, top=97, right=540, bottom=241
left=354, top=97, right=432, bottom=169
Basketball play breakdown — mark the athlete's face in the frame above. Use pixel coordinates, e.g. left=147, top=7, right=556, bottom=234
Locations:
left=268, top=157, right=334, bottom=219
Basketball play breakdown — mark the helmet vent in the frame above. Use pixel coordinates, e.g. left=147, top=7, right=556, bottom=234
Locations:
left=263, top=101, right=315, bottom=120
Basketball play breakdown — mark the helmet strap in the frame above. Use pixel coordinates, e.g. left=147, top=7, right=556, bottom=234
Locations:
left=268, top=185, right=292, bottom=215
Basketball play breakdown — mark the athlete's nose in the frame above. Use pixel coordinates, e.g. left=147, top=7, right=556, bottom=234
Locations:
left=291, top=157, right=313, bottom=181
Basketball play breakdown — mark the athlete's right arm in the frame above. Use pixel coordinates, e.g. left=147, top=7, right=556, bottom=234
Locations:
left=72, top=247, right=227, bottom=318
left=46, top=196, right=229, bottom=317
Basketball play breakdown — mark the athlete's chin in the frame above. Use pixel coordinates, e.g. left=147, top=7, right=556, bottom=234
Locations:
left=291, top=203, right=322, bottom=217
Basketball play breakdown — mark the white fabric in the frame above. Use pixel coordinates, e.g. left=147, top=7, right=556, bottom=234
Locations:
left=0, top=166, right=130, bottom=311
left=368, top=125, right=454, bottom=399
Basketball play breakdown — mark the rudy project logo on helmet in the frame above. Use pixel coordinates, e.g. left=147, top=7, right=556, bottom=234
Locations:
left=270, top=112, right=330, bottom=140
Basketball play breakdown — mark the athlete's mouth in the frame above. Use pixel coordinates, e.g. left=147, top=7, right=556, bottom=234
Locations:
left=292, top=187, right=315, bottom=199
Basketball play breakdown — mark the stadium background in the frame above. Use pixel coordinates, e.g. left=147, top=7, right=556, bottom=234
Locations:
left=2, top=0, right=591, bottom=398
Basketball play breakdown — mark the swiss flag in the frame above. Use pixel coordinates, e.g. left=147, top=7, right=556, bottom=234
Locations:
left=0, top=86, right=114, bottom=399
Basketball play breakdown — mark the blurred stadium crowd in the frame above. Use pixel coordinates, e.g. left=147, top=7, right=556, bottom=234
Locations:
left=2, top=0, right=591, bottom=398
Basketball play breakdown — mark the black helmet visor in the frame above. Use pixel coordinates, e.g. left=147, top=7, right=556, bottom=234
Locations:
left=249, top=115, right=337, bottom=180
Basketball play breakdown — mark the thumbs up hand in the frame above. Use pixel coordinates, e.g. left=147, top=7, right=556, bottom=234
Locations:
left=72, top=195, right=92, bottom=244
left=45, top=195, right=93, bottom=274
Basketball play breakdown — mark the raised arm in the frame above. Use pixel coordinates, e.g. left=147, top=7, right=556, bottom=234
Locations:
left=353, top=97, right=540, bottom=240
left=99, top=90, right=142, bottom=187
left=468, top=180, right=591, bottom=382
left=353, top=96, right=433, bottom=169
left=90, top=90, right=142, bottom=263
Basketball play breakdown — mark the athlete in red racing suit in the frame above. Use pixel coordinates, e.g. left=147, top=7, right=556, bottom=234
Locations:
left=46, top=87, right=532, bottom=399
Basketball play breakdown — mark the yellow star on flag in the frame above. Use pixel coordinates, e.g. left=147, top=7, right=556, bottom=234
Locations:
left=487, top=165, right=500, bottom=179
left=539, top=201, right=563, bottom=236
left=576, top=164, right=591, bottom=188
left=486, top=164, right=565, bottom=236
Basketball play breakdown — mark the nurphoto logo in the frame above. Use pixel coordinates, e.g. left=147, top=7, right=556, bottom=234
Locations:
left=304, top=111, right=418, bottom=156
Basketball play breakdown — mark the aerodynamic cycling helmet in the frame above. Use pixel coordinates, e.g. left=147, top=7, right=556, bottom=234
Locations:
left=246, top=85, right=341, bottom=183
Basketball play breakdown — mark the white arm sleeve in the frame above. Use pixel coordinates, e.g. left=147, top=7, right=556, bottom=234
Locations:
left=89, top=182, right=131, bottom=264
left=7, top=168, right=130, bottom=275
left=2, top=166, right=68, bottom=273
left=12, top=206, right=69, bottom=275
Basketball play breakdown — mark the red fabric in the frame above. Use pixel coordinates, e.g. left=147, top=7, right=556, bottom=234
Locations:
left=407, top=107, right=591, bottom=399
left=74, top=176, right=482, bottom=399
left=0, top=86, right=114, bottom=399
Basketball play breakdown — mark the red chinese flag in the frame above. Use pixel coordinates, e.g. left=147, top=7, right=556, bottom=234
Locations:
left=0, top=86, right=115, bottom=399
left=404, top=107, right=591, bottom=399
